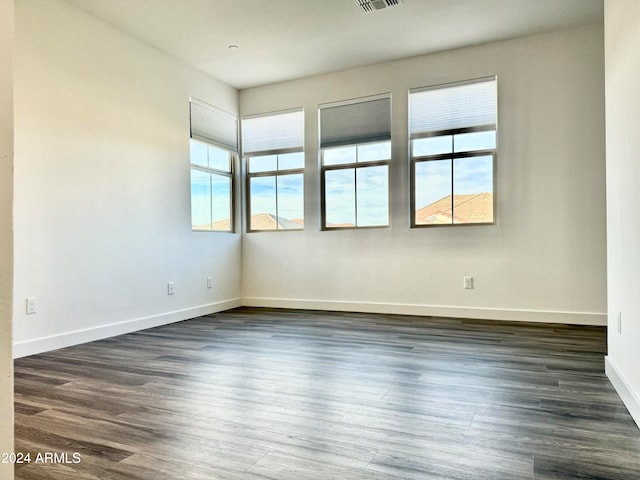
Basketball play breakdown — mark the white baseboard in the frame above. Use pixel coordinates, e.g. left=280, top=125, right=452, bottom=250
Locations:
left=13, top=297, right=606, bottom=358
left=605, top=356, right=640, bottom=430
left=241, top=297, right=607, bottom=325
left=13, top=298, right=242, bottom=359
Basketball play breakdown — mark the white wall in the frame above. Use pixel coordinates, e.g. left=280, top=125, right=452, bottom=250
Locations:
left=604, top=0, right=640, bottom=427
left=0, top=0, right=15, bottom=476
left=13, top=0, right=242, bottom=357
left=240, top=24, right=606, bottom=325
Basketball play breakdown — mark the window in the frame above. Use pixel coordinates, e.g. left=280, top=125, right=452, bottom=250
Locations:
left=189, top=98, right=238, bottom=232
left=243, top=109, right=304, bottom=231
left=320, top=94, right=391, bottom=229
left=409, top=77, right=497, bottom=226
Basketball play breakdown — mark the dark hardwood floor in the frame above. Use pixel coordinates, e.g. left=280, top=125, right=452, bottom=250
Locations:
left=13, top=307, right=640, bottom=479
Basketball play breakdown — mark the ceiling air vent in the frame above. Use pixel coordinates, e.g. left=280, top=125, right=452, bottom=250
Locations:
left=353, top=0, right=403, bottom=14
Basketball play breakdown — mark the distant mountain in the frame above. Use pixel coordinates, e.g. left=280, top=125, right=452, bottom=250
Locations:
left=195, top=194, right=493, bottom=230
left=249, top=213, right=303, bottom=230
left=416, top=193, right=493, bottom=225
left=194, top=213, right=304, bottom=231
left=326, top=222, right=355, bottom=228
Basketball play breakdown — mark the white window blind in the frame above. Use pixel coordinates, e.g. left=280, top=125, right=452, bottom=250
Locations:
left=410, top=77, right=496, bottom=137
left=242, top=109, right=304, bottom=154
left=319, top=94, right=391, bottom=148
left=189, top=98, right=238, bottom=153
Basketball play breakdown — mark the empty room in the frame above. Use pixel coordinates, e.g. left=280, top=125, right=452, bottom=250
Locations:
left=1, top=0, right=640, bottom=479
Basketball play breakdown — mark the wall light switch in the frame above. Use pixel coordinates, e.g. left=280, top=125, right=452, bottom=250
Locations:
left=464, top=276, right=474, bottom=289
left=207, top=276, right=213, bottom=289
left=167, top=282, right=175, bottom=295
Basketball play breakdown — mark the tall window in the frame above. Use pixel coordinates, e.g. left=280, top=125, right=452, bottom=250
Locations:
left=243, top=109, right=304, bottom=231
left=189, top=98, right=237, bottom=232
left=410, top=77, right=497, bottom=226
left=320, top=94, right=391, bottom=229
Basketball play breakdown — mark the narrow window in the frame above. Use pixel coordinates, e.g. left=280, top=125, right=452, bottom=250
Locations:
left=243, top=109, right=305, bottom=231
left=189, top=98, right=238, bottom=232
left=319, top=94, right=391, bottom=229
left=410, top=77, right=497, bottom=226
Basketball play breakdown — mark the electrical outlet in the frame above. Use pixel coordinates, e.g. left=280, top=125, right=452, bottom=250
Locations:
left=463, top=276, right=474, bottom=289
left=207, top=276, right=213, bottom=289
left=617, top=311, right=622, bottom=334
left=26, top=297, right=37, bottom=314
left=167, top=282, right=175, bottom=295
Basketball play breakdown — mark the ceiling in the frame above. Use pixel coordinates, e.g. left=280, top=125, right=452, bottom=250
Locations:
left=64, top=0, right=603, bottom=90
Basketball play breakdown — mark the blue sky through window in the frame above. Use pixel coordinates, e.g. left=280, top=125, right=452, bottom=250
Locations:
left=415, top=155, right=493, bottom=210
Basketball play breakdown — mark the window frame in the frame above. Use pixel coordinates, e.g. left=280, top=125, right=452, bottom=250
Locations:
left=318, top=93, right=392, bottom=231
left=409, top=77, right=497, bottom=228
left=189, top=138, right=236, bottom=233
left=188, top=97, right=238, bottom=234
left=242, top=108, right=305, bottom=233
left=320, top=140, right=392, bottom=230
left=244, top=146, right=305, bottom=232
